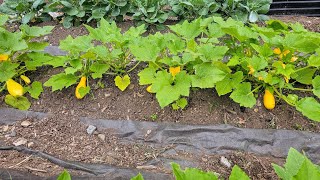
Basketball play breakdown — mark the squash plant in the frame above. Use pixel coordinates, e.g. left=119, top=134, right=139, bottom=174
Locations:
left=0, top=14, right=53, bottom=110
left=44, top=18, right=146, bottom=98
left=132, top=17, right=320, bottom=122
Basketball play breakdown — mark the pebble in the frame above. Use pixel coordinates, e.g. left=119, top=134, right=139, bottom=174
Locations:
left=98, top=134, right=106, bottom=141
left=21, top=120, right=32, bottom=127
left=27, top=142, right=34, bottom=148
left=86, top=125, right=97, bottom=135
left=43, top=36, right=49, bottom=42
left=220, top=156, right=231, bottom=168
left=13, top=138, right=28, bottom=146
left=2, top=125, right=9, bottom=132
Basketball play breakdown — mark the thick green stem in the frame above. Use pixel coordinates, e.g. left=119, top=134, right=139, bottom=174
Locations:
left=272, top=86, right=295, bottom=106
left=249, top=84, right=262, bottom=95
left=288, top=87, right=313, bottom=92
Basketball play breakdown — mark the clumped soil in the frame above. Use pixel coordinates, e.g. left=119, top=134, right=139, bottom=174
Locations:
left=1, top=15, right=320, bottom=178
left=0, top=114, right=283, bottom=179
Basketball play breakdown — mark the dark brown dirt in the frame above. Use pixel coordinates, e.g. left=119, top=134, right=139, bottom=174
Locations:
left=271, top=16, right=320, bottom=32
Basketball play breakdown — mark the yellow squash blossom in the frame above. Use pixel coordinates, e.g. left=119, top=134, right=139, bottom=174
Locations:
left=281, top=63, right=286, bottom=69
left=0, top=54, right=9, bottom=61
left=258, top=76, right=264, bottom=81
left=290, top=56, right=298, bottom=62
left=247, top=65, right=255, bottom=75
left=273, top=48, right=290, bottom=59
left=169, top=66, right=181, bottom=78
left=284, top=76, right=289, bottom=83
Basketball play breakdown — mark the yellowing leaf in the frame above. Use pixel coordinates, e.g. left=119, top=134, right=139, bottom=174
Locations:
left=114, top=75, right=130, bottom=91
left=169, top=66, right=181, bottom=78
left=283, top=49, right=290, bottom=56
left=291, top=56, right=298, bottom=62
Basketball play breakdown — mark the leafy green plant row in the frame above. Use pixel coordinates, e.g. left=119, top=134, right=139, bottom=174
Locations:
left=0, top=0, right=272, bottom=28
left=1, top=14, right=320, bottom=122
left=57, top=148, right=320, bottom=180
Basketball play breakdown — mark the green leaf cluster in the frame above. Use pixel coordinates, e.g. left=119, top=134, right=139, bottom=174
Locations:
left=0, top=16, right=53, bottom=110
left=272, top=148, right=320, bottom=180
left=0, top=0, right=272, bottom=28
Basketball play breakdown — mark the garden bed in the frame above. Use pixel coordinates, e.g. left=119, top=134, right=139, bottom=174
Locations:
left=1, top=13, right=320, bottom=179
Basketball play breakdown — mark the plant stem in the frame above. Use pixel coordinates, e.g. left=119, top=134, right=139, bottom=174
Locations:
left=152, top=62, right=164, bottom=70
left=288, top=87, right=313, bottom=92
left=249, top=84, right=262, bottom=94
left=127, top=61, right=141, bottom=73
left=294, top=65, right=311, bottom=73
left=272, top=86, right=295, bottom=106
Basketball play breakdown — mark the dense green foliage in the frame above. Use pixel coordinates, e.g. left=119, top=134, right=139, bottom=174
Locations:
left=1, top=14, right=320, bottom=122
left=0, top=0, right=271, bottom=27
left=0, top=14, right=53, bottom=110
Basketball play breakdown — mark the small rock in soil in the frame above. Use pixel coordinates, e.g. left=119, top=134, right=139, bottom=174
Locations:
left=27, top=142, right=34, bottom=148
left=13, top=138, right=28, bottom=146
left=98, top=134, right=105, bottom=141
left=21, top=120, right=32, bottom=127
left=2, top=125, right=9, bottom=132
left=220, top=156, right=231, bottom=168
left=86, top=125, right=97, bottom=135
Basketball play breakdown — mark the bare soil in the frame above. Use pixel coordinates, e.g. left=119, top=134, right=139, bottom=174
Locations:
left=1, top=15, right=320, bottom=179
left=0, top=114, right=283, bottom=179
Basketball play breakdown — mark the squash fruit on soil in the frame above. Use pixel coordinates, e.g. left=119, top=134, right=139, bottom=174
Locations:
left=6, top=79, right=24, bottom=97
left=263, top=89, right=275, bottom=110
left=75, top=76, right=87, bottom=99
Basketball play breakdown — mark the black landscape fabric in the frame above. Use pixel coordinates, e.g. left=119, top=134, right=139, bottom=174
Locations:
left=1, top=107, right=320, bottom=179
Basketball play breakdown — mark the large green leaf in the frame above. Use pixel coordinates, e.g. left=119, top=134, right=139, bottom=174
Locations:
left=0, top=31, right=28, bottom=53
left=191, top=63, right=227, bottom=88
left=312, top=76, right=320, bottom=98
left=197, top=45, right=229, bottom=62
left=171, top=162, right=218, bottom=180
left=59, top=35, right=93, bottom=53
left=153, top=71, right=191, bottom=108
left=27, top=81, right=43, bottom=99
left=230, top=82, right=256, bottom=108
left=0, top=61, right=19, bottom=82
left=20, top=25, right=54, bottom=37
left=296, top=97, right=320, bottom=122
left=89, top=63, right=110, bottom=79
left=215, top=71, right=243, bottom=96
left=44, top=73, right=78, bottom=92
left=5, top=95, right=31, bottom=110
left=138, top=66, right=157, bottom=85
left=169, top=19, right=202, bottom=40
left=229, top=165, right=250, bottom=180
left=57, top=169, right=71, bottom=180
left=292, top=68, right=316, bottom=85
